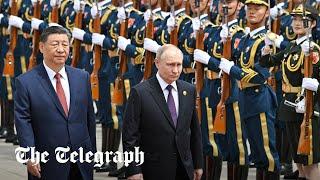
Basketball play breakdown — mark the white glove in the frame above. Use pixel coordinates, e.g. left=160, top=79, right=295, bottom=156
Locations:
left=167, top=14, right=175, bottom=32
left=117, top=36, right=130, bottom=50
left=301, top=40, right=315, bottom=56
left=73, top=0, right=81, bottom=12
left=219, top=58, right=234, bottom=74
left=91, top=4, right=100, bottom=18
left=92, top=33, right=105, bottom=46
left=270, top=3, right=285, bottom=20
left=220, top=24, right=229, bottom=40
left=117, top=7, right=126, bottom=21
left=192, top=17, right=200, bottom=32
left=72, top=28, right=85, bottom=41
left=143, top=38, right=161, bottom=53
left=194, top=49, right=210, bottom=65
left=144, top=9, right=152, bottom=22
left=9, top=15, right=24, bottom=29
left=295, top=98, right=305, bottom=114
left=50, top=0, right=61, bottom=7
left=274, top=35, right=284, bottom=48
left=0, top=13, right=4, bottom=22
left=31, top=18, right=43, bottom=30
left=302, top=78, right=319, bottom=92
left=31, top=0, right=38, bottom=5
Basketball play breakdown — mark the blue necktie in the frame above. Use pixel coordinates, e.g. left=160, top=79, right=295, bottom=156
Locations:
left=166, top=85, right=177, bottom=127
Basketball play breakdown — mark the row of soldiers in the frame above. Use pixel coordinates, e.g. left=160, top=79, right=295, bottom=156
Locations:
left=1, top=0, right=320, bottom=179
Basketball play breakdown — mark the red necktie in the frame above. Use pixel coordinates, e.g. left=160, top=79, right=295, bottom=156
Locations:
left=54, top=73, right=68, bottom=116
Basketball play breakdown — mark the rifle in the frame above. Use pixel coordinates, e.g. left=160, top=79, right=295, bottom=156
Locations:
left=71, top=0, right=84, bottom=67
left=133, top=0, right=141, bottom=10
left=51, top=0, right=59, bottom=23
left=213, top=1, right=230, bottom=134
left=142, top=0, right=154, bottom=80
left=112, top=0, right=128, bottom=105
left=267, top=0, right=279, bottom=91
left=169, top=0, right=178, bottom=45
left=91, top=1, right=101, bottom=101
left=3, top=0, right=18, bottom=77
left=297, top=4, right=312, bottom=155
left=185, top=0, right=191, bottom=16
left=195, top=0, right=204, bottom=123
left=28, top=0, right=41, bottom=71
left=161, top=0, right=168, bottom=11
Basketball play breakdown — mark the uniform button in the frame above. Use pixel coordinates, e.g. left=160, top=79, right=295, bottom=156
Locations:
left=255, top=89, right=259, bottom=93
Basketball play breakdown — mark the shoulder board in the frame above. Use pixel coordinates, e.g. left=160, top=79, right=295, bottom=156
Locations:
left=153, top=13, right=163, bottom=21
left=230, top=25, right=244, bottom=36
left=108, top=5, right=117, bottom=10
left=101, top=7, right=113, bottom=25
left=202, top=20, right=214, bottom=28
left=60, top=0, right=71, bottom=16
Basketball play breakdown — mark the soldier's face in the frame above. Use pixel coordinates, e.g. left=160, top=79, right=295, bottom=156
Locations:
left=246, top=4, right=268, bottom=25
left=155, top=49, right=183, bottom=84
left=292, top=15, right=316, bottom=35
left=190, top=0, right=209, bottom=14
left=166, top=0, right=183, bottom=7
left=40, top=34, right=70, bottom=68
left=218, top=0, right=240, bottom=17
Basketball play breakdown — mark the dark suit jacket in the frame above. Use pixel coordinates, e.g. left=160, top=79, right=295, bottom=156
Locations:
left=123, top=77, right=203, bottom=180
left=14, top=64, right=96, bottom=180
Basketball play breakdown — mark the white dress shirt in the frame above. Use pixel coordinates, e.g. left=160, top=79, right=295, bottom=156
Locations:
left=156, top=72, right=179, bottom=115
left=43, top=61, right=70, bottom=110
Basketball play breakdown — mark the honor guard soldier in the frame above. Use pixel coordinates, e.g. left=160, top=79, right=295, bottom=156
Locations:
left=217, top=0, right=281, bottom=178
left=193, top=0, right=249, bottom=179
left=260, top=4, right=320, bottom=179
left=0, top=0, right=34, bottom=145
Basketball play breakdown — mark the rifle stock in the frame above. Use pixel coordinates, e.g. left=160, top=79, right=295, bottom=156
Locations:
left=71, top=5, right=84, bottom=67
left=213, top=36, right=231, bottom=134
left=297, top=55, right=312, bottom=155
left=112, top=9, right=128, bottom=105
left=90, top=7, right=101, bottom=101
left=28, top=1, right=41, bottom=71
left=3, top=0, right=18, bottom=77
left=169, top=0, right=178, bottom=45
left=143, top=4, right=154, bottom=80
left=51, top=2, right=59, bottom=23
left=195, top=28, right=204, bottom=123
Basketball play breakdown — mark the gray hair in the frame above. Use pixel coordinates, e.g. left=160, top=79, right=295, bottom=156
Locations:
left=156, top=44, right=183, bottom=61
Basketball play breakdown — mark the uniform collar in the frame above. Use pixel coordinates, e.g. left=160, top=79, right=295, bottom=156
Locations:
left=174, top=8, right=185, bottom=16
left=221, top=19, right=238, bottom=28
left=152, top=7, right=161, bottom=14
left=98, top=0, right=111, bottom=8
left=249, top=26, right=265, bottom=37
left=200, top=14, right=208, bottom=22
left=296, top=35, right=311, bottom=45
left=124, top=2, right=133, bottom=9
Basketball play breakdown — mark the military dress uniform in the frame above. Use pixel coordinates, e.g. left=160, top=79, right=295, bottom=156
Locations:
left=220, top=1, right=281, bottom=178
left=260, top=6, right=320, bottom=167
left=0, top=0, right=33, bottom=144
left=195, top=17, right=250, bottom=179
left=153, top=7, right=194, bottom=83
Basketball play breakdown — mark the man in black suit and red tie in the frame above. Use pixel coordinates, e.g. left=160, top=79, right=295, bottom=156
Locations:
left=122, top=44, right=203, bottom=180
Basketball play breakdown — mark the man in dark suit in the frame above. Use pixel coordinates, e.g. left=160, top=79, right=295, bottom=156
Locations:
left=122, top=44, right=203, bottom=180
left=14, top=26, right=96, bottom=180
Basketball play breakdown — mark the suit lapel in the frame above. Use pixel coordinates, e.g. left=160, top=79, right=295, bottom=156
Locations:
left=148, top=77, right=176, bottom=129
left=176, top=80, right=187, bottom=130
left=36, top=64, right=68, bottom=120
left=65, top=66, right=76, bottom=120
